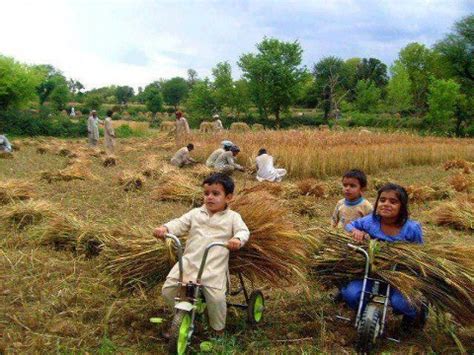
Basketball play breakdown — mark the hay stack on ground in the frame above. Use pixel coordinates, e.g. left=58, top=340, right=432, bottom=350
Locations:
left=102, top=156, right=117, bottom=167
left=285, top=196, right=323, bottom=218
left=151, top=173, right=201, bottom=206
left=431, top=197, right=474, bottom=231
left=186, top=164, right=213, bottom=179
left=0, top=179, right=35, bottom=204
left=406, top=184, right=455, bottom=202
left=36, top=147, right=49, bottom=154
left=444, top=159, right=472, bottom=173
left=57, top=147, right=72, bottom=157
left=229, top=191, right=308, bottom=285
left=449, top=173, right=473, bottom=192
left=311, top=229, right=474, bottom=326
left=41, top=161, right=96, bottom=183
left=296, top=178, right=327, bottom=198
left=241, top=181, right=284, bottom=196
left=0, top=151, right=14, bottom=159
left=117, top=170, right=145, bottom=192
left=141, top=155, right=160, bottom=178
left=0, top=200, right=58, bottom=230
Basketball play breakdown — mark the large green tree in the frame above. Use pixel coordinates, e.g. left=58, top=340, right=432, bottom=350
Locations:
left=386, top=61, right=412, bottom=114
left=426, top=78, right=461, bottom=133
left=238, top=38, right=305, bottom=127
left=115, top=85, right=134, bottom=104
left=162, top=77, right=188, bottom=110
left=356, top=58, right=388, bottom=88
left=0, top=55, right=40, bottom=110
left=185, top=79, right=216, bottom=119
left=212, top=62, right=234, bottom=111
left=354, top=80, right=381, bottom=112
left=143, top=81, right=163, bottom=113
left=34, top=65, right=70, bottom=108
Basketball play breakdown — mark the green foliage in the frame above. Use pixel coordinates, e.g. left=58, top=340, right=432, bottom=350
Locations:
left=232, top=79, right=252, bottom=116
left=115, top=85, right=134, bottom=104
left=185, top=80, right=216, bottom=123
left=354, top=80, right=381, bottom=112
left=187, top=68, right=198, bottom=88
left=34, top=65, right=70, bottom=108
left=212, top=61, right=234, bottom=110
left=356, top=58, right=388, bottom=88
left=83, top=94, right=103, bottom=112
left=115, top=124, right=146, bottom=138
left=162, top=77, right=188, bottom=109
left=0, top=55, right=41, bottom=110
left=0, top=109, right=87, bottom=137
left=426, top=78, right=461, bottom=133
left=49, top=79, right=70, bottom=111
left=143, top=82, right=163, bottom=113
left=238, top=37, right=305, bottom=126
left=386, top=62, right=413, bottom=113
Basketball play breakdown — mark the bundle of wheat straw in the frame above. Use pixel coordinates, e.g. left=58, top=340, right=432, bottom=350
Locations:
left=117, top=170, right=145, bottom=191
left=444, top=159, right=472, bottom=173
left=101, top=228, right=178, bottom=289
left=151, top=173, right=202, bottom=206
left=0, top=179, right=35, bottom=204
left=296, top=178, right=327, bottom=198
left=310, top=228, right=474, bottom=325
left=449, top=173, right=473, bottom=193
left=0, top=151, right=13, bottom=159
left=431, top=197, right=474, bottom=231
left=41, top=162, right=97, bottom=183
left=228, top=191, right=309, bottom=286
left=102, top=156, right=117, bottom=167
left=0, top=200, right=58, bottom=230
left=186, top=164, right=213, bottom=179
left=240, top=181, right=284, bottom=196
left=141, top=155, right=160, bottom=178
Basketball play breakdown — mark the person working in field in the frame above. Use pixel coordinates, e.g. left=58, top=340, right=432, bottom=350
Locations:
left=87, top=110, right=102, bottom=147
left=175, top=111, right=190, bottom=147
left=170, top=143, right=196, bottom=167
left=206, top=140, right=233, bottom=168
left=0, top=134, right=13, bottom=153
left=341, top=183, right=426, bottom=330
left=104, top=110, right=116, bottom=155
left=332, top=169, right=373, bottom=228
left=255, top=148, right=287, bottom=182
left=214, top=145, right=245, bottom=175
left=213, top=114, right=224, bottom=131
left=154, top=173, right=250, bottom=336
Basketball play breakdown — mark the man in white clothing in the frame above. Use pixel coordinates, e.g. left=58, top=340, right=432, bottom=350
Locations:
left=255, top=148, right=287, bottom=182
left=206, top=140, right=233, bottom=167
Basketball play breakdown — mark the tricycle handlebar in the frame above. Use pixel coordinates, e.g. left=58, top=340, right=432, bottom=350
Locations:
left=196, top=242, right=229, bottom=284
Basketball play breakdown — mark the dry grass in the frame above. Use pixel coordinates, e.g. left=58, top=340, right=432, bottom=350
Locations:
left=240, top=181, right=285, bottom=196
left=296, top=178, right=327, bottom=198
left=0, top=179, right=36, bottom=204
left=102, top=156, right=117, bottom=167
left=406, top=184, right=455, bottom=202
left=0, top=200, right=58, bottom=230
left=443, top=159, right=472, bottom=173
left=41, top=162, right=97, bottom=183
left=151, top=173, right=202, bottom=205
left=448, top=173, right=473, bottom=192
left=311, top=229, right=474, bottom=326
left=140, top=154, right=160, bottom=178
left=0, top=151, right=14, bottom=159
left=431, top=197, right=474, bottom=231
left=117, top=170, right=145, bottom=192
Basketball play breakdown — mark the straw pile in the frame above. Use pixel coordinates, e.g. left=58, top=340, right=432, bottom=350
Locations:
left=311, top=229, right=474, bottom=325
left=0, top=179, right=35, bottom=204
left=102, top=156, right=117, bottom=167
left=431, top=197, right=474, bottom=231
left=444, top=159, right=472, bottom=173
left=101, top=227, right=178, bottom=289
left=0, top=200, right=58, bottom=230
left=57, top=147, right=72, bottom=157
left=186, top=165, right=213, bottom=179
left=36, top=147, right=49, bottom=154
left=141, top=155, right=160, bottom=178
left=285, top=196, right=323, bottom=218
left=0, top=151, right=14, bottom=159
left=41, top=161, right=96, bottom=183
left=449, top=173, right=473, bottom=192
left=406, top=184, right=455, bottom=202
left=241, top=181, right=284, bottom=196
left=151, top=173, right=202, bottom=206
left=296, top=178, right=327, bottom=198
left=117, top=170, right=145, bottom=192
left=228, top=191, right=308, bottom=285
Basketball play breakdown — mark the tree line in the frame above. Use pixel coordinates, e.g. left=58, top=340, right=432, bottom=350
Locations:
left=0, top=15, right=472, bottom=136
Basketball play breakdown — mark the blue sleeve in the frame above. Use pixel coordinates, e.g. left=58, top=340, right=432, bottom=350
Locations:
left=345, top=215, right=371, bottom=233
left=407, top=221, right=423, bottom=244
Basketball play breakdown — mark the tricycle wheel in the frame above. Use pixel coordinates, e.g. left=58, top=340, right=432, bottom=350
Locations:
left=168, top=310, right=192, bottom=355
left=247, top=290, right=264, bottom=325
left=357, top=304, right=381, bottom=354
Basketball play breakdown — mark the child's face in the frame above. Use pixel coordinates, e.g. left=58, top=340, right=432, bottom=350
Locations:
left=203, top=183, right=233, bottom=213
left=377, top=190, right=401, bottom=220
left=342, top=177, right=363, bottom=201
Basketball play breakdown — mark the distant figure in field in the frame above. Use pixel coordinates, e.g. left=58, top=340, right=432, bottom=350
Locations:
left=104, top=110, right=116, bottom=155
left=70, top=107, right=76, bottom=117
left=213, top=114, right=224, bottom=131
left=87, top=110, right=102, bottom=147
left=255, top=148, right=287, bottom=182
left=214, top=145, right=245, bottom=175
left=175, top=111, right=190, bottom=147
left=206, top=140, right=233, bottom=168
left=171, top=143, right=196, bottom=167
left=0, top=134, right=13, bottom=153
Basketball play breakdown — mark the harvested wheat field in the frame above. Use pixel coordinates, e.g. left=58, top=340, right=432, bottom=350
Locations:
left=0, top=131, right=473, bottom=354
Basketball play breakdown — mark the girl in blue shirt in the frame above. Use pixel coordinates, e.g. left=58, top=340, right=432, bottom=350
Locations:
left=341, top=183, right=425, bottom=329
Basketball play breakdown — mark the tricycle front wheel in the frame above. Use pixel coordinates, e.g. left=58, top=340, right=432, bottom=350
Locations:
left=247, top=290, right=265, bottom=325
left=357, top=304, right=382, bottom=354
left=168, top=310, right=192, bottom=355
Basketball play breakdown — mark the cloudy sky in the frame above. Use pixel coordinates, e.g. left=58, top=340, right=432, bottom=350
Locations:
left=1, top=0, right=471, bottom=90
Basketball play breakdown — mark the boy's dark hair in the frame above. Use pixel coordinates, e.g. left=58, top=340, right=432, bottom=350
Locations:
left=230, top=145, right=240, bottom=153
left=106, top=109, right=113, bottom=117
left=202, top=173, right=235, bottom=195
left=373, top=183, right=409, bottom=226
left=187, top=143, right=194, bottom=151
left=342, top=169, right=367, bottom=188
left=258, top=148, right=267, bottom=156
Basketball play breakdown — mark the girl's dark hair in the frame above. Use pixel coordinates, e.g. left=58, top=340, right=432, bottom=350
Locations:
left=106, top=110, right=113, bottom=117
left=373, top=183, right=409, bottom=226
left=258, top=148, right=267, bottom=156
left=203, top=173, right=235, bottom=195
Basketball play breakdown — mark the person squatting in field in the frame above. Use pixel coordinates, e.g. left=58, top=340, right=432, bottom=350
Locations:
left=214, top=145, right=245, bottom=175
left=170, top=143, right=196, bottom=167
left=153, top=173, right=250, bottom=335
left=341, top=183, right=426, bottom=330
left=332, top=169, right=373, bottom=228
left=255, top=148, right=287, bottom=182
left=206, top=140, right=233, bottom=168
left=0, top=134, right=13, bottom=153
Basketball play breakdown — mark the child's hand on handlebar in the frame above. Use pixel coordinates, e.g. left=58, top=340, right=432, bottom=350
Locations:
left=153, top=226, right=168, bottom=240
left=227, top=238, right=242, bottom=251
left=351, top=229, right=368, bottom=243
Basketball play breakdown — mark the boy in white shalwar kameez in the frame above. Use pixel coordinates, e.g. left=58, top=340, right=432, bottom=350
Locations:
left=154, top=173, right=250, bottom=334
left=255, top=148, right=287, bottom=182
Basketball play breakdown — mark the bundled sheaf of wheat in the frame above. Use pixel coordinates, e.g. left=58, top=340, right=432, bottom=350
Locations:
left=151, top=173, right=202, bottom=206
left=431, top=197, right=474, bottom=231
left=448, top=173, right=473, bottom=193
left=0, top=179, right=36, bottom=205
left=0, top=200, right=59, bottom=230
left=117, top=170, right=145, bottom=192
left=310, top=228, right=474, bottom=326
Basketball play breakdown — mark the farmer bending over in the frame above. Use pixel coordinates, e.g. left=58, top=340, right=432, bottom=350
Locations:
left=255, top=148, right=287, bottom=182
left=341, top=183, right=426, bottom=331
left=214, top=145, right=245, bottom=175
left=154, top=173, right=250, bottom=336
left=206, top=140, right=233, bottom=168
left=0, top=134, right=13, bottom=153
left=170, top=143, right=196, bottom=167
